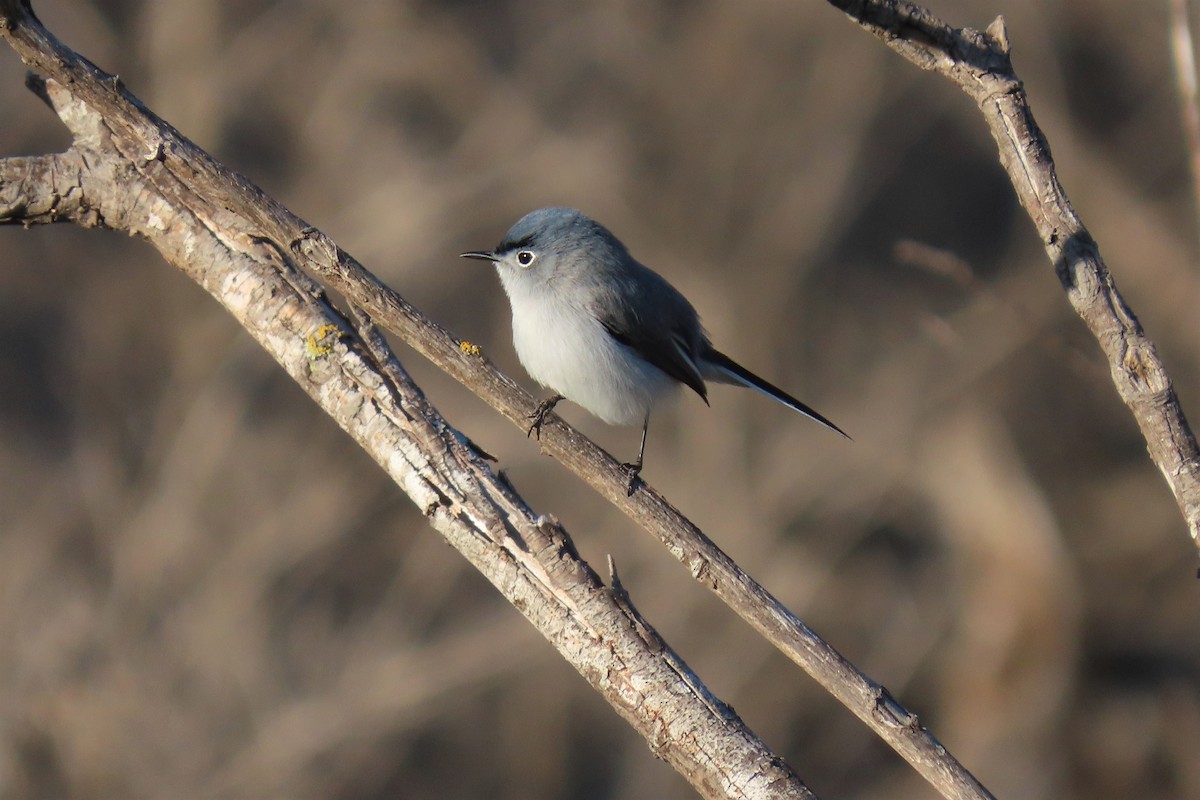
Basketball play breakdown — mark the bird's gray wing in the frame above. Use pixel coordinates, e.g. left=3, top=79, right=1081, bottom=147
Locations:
left=588, top=272, right=710, bottom=404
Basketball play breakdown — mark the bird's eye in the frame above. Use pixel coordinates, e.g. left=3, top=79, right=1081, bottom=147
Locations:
left=516, top=250, right=536, bottom=268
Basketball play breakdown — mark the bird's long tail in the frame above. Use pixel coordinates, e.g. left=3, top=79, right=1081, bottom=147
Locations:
left=701, top=348, right=849, bottom=439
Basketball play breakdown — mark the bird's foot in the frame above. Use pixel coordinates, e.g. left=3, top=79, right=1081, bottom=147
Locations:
left=526, top=394, right=564, bottom=439
left=618, top=461, right=642, bottom=497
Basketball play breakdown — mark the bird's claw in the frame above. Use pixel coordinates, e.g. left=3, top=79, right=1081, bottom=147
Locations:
left=526, top=394, right=564, bottom=439
left=619, top=461, right=642, bottom=496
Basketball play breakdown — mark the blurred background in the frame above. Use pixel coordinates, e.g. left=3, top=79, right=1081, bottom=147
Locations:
left=1, top=1, right=1198, bottom=798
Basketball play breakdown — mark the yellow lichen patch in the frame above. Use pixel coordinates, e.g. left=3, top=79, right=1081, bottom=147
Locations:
left=460, top=340, right=482, bottom=356
left=306, top=323, right=342, bottom=359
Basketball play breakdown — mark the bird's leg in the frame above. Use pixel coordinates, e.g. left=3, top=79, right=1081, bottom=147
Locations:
left=619, top=415, right=650, bottom=496
left=527, top=394, right=565, bottom=439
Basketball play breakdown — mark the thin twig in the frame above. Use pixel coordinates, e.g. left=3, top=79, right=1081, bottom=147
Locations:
left=1169, top=0, right=1200, bottom=253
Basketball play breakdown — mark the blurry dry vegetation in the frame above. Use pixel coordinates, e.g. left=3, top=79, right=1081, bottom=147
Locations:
left=1, top=1, right=1198, bottom=798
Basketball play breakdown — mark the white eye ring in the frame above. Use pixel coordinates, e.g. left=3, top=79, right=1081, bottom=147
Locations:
left=516, top=250, right=536, bottom=268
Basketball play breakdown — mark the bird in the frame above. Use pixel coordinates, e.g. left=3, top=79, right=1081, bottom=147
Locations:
left=461, top=207, right=847, bottom=494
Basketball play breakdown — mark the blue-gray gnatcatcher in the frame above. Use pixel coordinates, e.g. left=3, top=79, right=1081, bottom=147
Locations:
left=462, top=207, right=847, bottom=494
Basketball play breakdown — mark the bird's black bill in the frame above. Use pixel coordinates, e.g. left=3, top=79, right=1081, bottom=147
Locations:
left=460, top=251, right=499, bottom=262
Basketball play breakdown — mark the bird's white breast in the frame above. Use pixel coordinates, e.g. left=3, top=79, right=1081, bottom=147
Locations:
left=504, top=280, right=676, bottom=427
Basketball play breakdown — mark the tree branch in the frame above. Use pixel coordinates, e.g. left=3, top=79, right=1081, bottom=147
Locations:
left=826, top=0, right=1200, bottom=553
left=0, top=2, right=1016, bottom=799
left=1168, top=0, right=1200, bottom=253
left=0, top=4, right=823, bottom=799
left=0, top=6, right=994, bottom=800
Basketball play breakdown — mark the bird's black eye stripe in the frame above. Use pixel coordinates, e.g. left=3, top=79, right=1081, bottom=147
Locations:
left=497, top=233, right=536, bottom=254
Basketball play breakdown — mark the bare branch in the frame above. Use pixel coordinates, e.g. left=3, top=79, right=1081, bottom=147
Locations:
left=0, top=151, right=89, bottom=226
left=0, top=2, right=1004, bottom=799
left=0, top=4, right=822, bottom=799
left=1169, top=0, right=1200, bottom=252
left=828, top=0, right=1200, bottom=553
